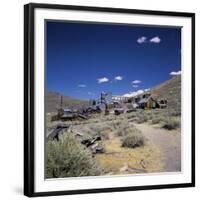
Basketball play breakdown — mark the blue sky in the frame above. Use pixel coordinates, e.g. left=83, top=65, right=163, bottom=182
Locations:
left=46, top=21, right=181, bottom=100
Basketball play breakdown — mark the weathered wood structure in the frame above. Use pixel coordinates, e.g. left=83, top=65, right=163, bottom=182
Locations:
left=47, top=124, right=69, bottom=141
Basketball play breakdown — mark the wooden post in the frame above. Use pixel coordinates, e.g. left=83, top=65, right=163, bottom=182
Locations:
left=60, top=95, right=63, bottom=108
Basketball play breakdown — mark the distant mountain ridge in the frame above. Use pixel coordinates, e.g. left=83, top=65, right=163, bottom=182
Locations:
left=46, top=91, right=89, bottom=113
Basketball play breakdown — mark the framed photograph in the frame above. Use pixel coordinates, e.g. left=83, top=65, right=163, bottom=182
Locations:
left=24, top=3, right=195, bottom=197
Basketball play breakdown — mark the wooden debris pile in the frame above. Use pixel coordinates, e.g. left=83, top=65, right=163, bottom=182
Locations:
left=47, top=124, right=104, bottom=154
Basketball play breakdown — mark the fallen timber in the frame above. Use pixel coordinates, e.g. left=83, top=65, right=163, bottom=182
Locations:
left=81, top=136, right=101, bottom=147
left=47, top=124, right=104, bottom=154
left=60, top=113, right=88, bottom=121
left=81, top=136, right=104, bottom=154
left=47, top=124, right=69, bottom=141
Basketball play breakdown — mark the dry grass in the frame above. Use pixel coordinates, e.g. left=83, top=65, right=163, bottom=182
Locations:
left=46, top=105, right=181, bottom=176
left=96, top=138, right=164, bottom=174
left=161, top=119, right=180, bottom=130
left=151, top=116, right=165, bottom=125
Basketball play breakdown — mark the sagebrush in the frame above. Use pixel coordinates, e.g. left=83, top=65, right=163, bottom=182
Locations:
left=46, top=133, right=102, bottom=178
left=121, top=129, right=146, bottom=148
left=162, top=119, right=180, bottom=130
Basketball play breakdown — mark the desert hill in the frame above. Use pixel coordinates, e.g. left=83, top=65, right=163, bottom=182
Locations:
left=151, top=75, right=181, bottom=109
left=46, top=91, right=89, bottom=113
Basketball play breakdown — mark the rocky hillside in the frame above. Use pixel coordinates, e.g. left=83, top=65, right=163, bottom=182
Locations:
left=151, top=75, right=181, bottom=110
left=46, top=91, right=89, bottom=113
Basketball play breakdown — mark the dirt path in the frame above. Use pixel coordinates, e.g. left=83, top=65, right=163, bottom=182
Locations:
left=134, top=123, right=181, bottom=172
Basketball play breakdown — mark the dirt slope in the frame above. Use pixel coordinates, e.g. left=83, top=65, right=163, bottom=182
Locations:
left=151, top=75, right=181, bottom=109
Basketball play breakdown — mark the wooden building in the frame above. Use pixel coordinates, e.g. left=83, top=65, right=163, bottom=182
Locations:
left=138, top=97, right=159, bottom=109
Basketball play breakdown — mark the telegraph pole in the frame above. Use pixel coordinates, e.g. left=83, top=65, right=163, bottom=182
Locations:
left=60, top=95, right=63, bottom=108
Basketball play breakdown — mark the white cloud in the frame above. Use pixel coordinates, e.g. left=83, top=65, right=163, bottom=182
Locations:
left=132, top=80, right=141, bottom=84
left=149, top=36, right=161, bottom=43
left=170, top=70, right=181, bottom=76
left=115, top=76, right=123, bottom=81
left=78, top=84, right=86, bottom=88
left=137, top=36, right=147, bottom=44
left=132, top=85, right=138, bottom=88
left=88, top=92, right=95, bottom=96
left=97, top=77, right=109, bottom=83
left=123, top=88, right=151, bottom=98
left=123, top=89, right=144, bottom=98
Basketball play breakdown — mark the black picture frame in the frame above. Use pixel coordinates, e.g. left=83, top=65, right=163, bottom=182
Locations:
left=24, top=3, right=195, bottom=197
